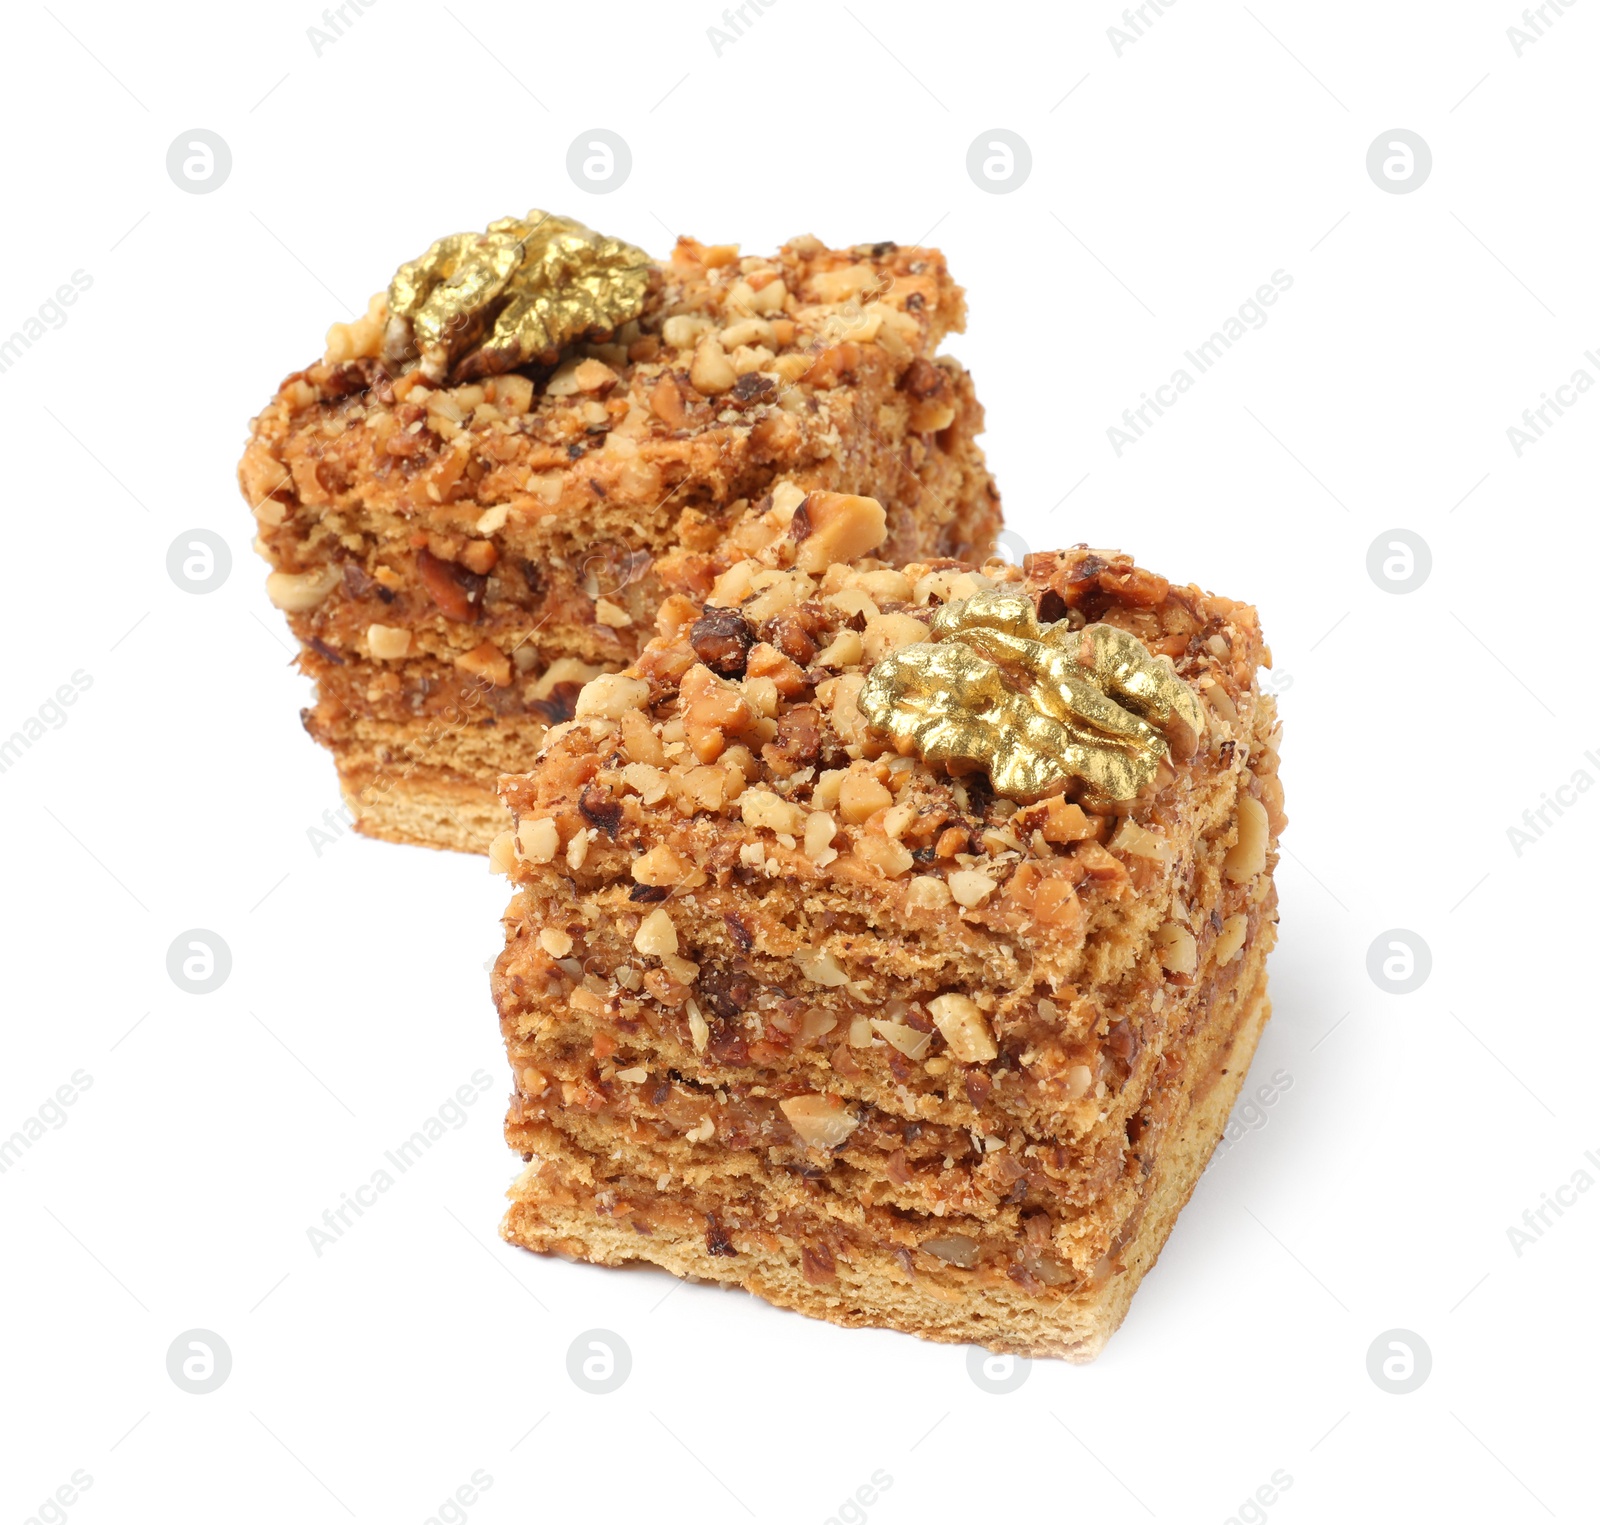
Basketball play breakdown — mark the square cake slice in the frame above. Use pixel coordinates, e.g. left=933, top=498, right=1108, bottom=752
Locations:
left=238, top=213, right=1000, bottom=853
left=490, top=544, right=1284, bottom=1360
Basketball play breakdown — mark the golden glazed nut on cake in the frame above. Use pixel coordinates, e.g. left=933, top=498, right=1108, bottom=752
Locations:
left=238, top=211, right=1001, bottom=853
left=490, top=545, right=1285, bottom=1361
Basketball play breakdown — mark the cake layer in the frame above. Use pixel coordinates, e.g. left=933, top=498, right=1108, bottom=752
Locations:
left=503, top=960, right=1271, bottom=1360
left=503, top=920, right=1275, bottom=1237
left=496, top=805, right=1278, bottom=1182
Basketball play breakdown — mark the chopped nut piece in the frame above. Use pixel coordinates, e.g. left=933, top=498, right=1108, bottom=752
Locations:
left=632, top=844, right=692, bottom=887
left=882, top=803, right=916, bottom=840
left=619, top=708, right=666, bottom=766
left=779, top=1093, right=860, bottom=1149
left=621, top=762, right=669, bottom=805
left=575, top=672, right=651, bottom=719
left=324, top=291, right=386, bottom=363
left=1258, top=773, right=1288, bottom=836
left=795, top=946, right=849, bottom=987
left=920, top=1233, right=981, bottom=1269
left=838, top=771, right=893, bottom=825
left=799, top=1009, right=838, bottom=1043
left=947, top=869, right=997, bottom=908
left=1225, top=794, right=1269, bottom=882
left=566, top=829, right=591, bottom=870
left=852, top=568, right=913, bottom=602
left=661, top=952, right=700, bottom=985
left=662, top=313, right=715, bottom=349
left=634, top=907, right=679, bottom=958
left=855, top=833, right=915, bottom=877
left=861, top=613, right=931, bottom=664
left=455, top=640, right=512, bottom=687
left=1109, top=819, right=1172, bottom=865
left=708, top=559, right=757, bottom=608
left=810, top=264, right=879, bottom=303
left=671, top=764, right=733, bottom=815
left=367, top=623, right=411, bottom=660
left=538, top=927, right=574, bottom=958
left=904, top=876, right=954, bottom=911
left=871, top=1019, right=932, bottom=1059
left=493, top=373, right=534, bottom=415
left=488, top=830, right=516, bottom=876
left=740, top=675, right=780, bottom=719
left=689, top=605, right=756, bottom=677
left=615, top=1066, right=649, bottom=1084
left=791, top=492, right=888, bottom=574
left=516, top=816, right=560, bottom=863
left=812, top=769, right=846, bottom=810
left=804, top=812, right=838, bottom=863
left=594, top=598, right=632, bottom=629
left=1155, top=921, right=1198, bottom=976
left=690, top=334, right=737, bottom=394
left=1206, top=682, right=1240, bottom=725
left=687, top=1004, right=710, bottom=1053
left=816, top=629, right=864, bottom=668
left=929, top=992, right=998, bottom=1063
left=680, top=663, right=757, bottom=762
left=825, top=587, right=880, bottom=621
left=533, top=657, right=605, bottom=700
left=414, top=547, right=485, bottom=621
left=266, top=567, right=340, bottom=613
left=740, top=788, right=804, bottom=836
left=1214, top=912, right=1249, bottom=964
left=1037, top=797, right=1097, bottom=844
left=1065, top=1064, right=1094, bottom=1100
left=573, top=357, right=618, bottom=391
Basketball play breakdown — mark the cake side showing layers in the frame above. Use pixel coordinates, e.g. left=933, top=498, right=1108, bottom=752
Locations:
left=503, top=962, right=1272, bottom=1362
left=239, top=227, right=1001, bottom=852
left=501, top=917, right=1275, bottom=1304
left=490, top=545, right=1284, bottom=1358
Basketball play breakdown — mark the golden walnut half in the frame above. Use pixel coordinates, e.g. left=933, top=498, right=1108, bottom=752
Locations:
left=383, top=210, right=655, bottom=382
left=857, top=588, right=1206, bottom=804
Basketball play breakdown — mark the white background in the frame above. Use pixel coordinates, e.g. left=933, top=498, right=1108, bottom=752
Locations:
left=2, top=2, right=1595, bottom=1521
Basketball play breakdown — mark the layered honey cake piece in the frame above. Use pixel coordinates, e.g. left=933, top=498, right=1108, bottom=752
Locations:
left=238, top=212, right=1001, bottom=852
left=490, top=543, right=1284, bottom=1360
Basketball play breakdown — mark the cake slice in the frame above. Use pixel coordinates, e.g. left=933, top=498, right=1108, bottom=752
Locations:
left=490, top=543, right=1284, bottom=1359
left=238, top=212, right=1000, bottom=853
